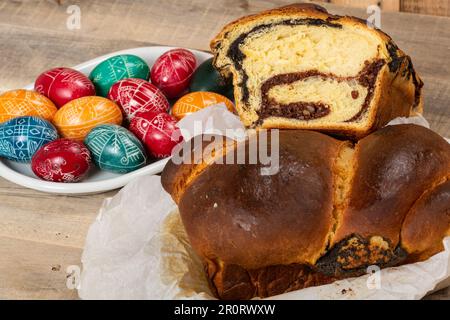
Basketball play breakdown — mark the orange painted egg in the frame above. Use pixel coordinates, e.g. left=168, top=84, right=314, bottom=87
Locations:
left=171, top=91, right=234, bottom=120
left=0, top=89, right=57, bottom=123
left=54, top=96, right=123, bottom=140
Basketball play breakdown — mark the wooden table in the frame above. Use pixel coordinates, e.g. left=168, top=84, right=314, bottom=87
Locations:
left=0, top=0, right=449, bottom=300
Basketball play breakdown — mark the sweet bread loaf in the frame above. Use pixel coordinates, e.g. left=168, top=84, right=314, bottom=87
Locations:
left=161, top=124, right=450, bottom=299
left=210, top=4, right=423, bottom=138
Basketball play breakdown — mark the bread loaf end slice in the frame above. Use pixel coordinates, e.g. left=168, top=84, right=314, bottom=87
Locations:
left=211, top=4, right=423, bottom=138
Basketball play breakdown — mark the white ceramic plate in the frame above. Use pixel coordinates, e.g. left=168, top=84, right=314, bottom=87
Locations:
left=0, top=46, right=213, bottom=194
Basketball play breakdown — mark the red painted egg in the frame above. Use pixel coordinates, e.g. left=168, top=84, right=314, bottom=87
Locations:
left=31, top=139, right=92, bottom=183
left=107, top=78, right=169, bottom=121
left=129, top=112, right=183, bottom=158
left=35, top=67, right=96, bottom=108
left=150, top=49, right=196, bottom=99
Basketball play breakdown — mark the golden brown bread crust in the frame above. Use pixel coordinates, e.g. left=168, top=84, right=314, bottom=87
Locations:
left=161, top=135, right=235, bottom=204
left=212, top=263, right=337, bottom=300
left=176, top=130, right=346, bottom=270
left=333, top=125, right=450, bottom=247
left=161, top=124, right=450, bottom=300
left=401, top=180, right=450, bottom=262
left=210, top=3, right=333, bottom=52
left=210, top=3, right=424, bottom=139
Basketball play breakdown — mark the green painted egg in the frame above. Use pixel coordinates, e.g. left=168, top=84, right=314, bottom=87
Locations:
left=189, top=58, right=234, bottom=101
left=84, top=124, right=147, bottom=173
left=89, top=54, right=150, bottom=97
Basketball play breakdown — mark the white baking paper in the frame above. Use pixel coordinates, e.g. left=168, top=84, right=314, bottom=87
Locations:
left=79, top=108, right=450, bottom=300
left=177, top=103, right=246, bottom=141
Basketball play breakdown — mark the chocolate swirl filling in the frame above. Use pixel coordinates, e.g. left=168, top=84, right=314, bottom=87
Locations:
left=224, top=18, right=422, bottom=125
left=226, top=18, right=343, bottom=107
left=260, top=72, right=332, bottom=121
left=258, top=59, right=386, bottom=123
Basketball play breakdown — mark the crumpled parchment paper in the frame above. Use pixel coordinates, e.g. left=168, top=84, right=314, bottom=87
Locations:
left=79, top=106, right=450, bottom=300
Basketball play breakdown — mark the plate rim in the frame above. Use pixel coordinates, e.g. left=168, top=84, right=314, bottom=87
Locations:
left=0, top=46, right=213, bottom=194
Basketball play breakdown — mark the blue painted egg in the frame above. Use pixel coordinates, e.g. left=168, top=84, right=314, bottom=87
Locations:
left=84, top=124, right=147, bottom=173
left=0, top=116, right=58, bottom=162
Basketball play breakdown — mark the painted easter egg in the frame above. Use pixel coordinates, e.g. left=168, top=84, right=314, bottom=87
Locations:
left=0, top=89, right=57, bottom=123
left=89, top=54, right=150, bottom=97
left=189, top=57, right=234, bottom=100
left=84, top=124, right=147, bottom=173
left=129, top=112, right=183, bottom=159
left=171, top=91, right=234, bottom=120
left=107, top=78, right=169, bottom=122
left=53, top=96, right=123, bottom=141
left=0, top=116, right=58, bottom=162
left=31, top=139, right=91, bottom=182
left=150, top=48, right=196, bottom=99
left=34, top=67, right=96, bottom=108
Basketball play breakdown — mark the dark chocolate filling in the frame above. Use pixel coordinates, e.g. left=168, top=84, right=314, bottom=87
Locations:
left=259, top=71, right=332, bottom=121
left=316, top=234, right=408, bottom=278
left=387, top=41, right=403, bottom=73
left=258, top=59, right=386, bottom=123
left=345, top=59, right=385, bottom=122
left=387, top=41, right=423, bottom=109
left=227, top=18, right=343, bottom=107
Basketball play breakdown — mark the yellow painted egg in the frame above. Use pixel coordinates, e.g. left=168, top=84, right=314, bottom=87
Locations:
left=171, top=91, right=234, bottom=120
left=54, top=96, right=123, bottom=140
left=0, top=89, right=57, bottom=123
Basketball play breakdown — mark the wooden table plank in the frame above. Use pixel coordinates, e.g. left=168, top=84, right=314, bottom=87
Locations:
left=401, top=0, right=450, bottom=17
left=315, top=0, right=400, bottom=11
left=0, top=178, right=115, bottom=247
left=0, top=0, right=449, bottom=300
left=0, top=236, right=80, bottom=299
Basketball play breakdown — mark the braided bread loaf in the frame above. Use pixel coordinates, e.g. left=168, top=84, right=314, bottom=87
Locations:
left=210, top=4, right=423, bottom=139
left=162, top=124, right=450, bottom=299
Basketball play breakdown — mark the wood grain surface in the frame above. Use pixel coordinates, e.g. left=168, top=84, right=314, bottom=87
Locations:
left=0, top=0, right=449, bottom=300
left=315, top=0, right=450, bottom=16
left=401, top=0, right=450, bottom=17
left=315, top=0, right=401, bottom=12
